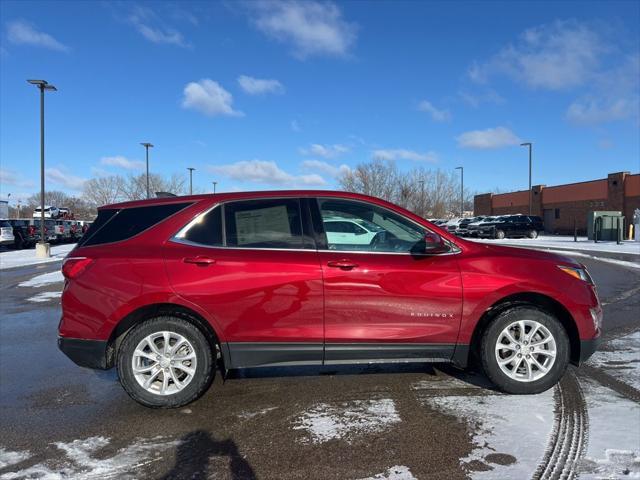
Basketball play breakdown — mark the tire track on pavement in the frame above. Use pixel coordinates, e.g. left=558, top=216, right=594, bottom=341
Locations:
left=532, top=372, right=588, bottom=480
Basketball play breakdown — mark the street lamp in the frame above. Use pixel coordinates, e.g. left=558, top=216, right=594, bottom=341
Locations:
left=455, top=166, right=464, bottom=217
left=418, top=179, right=425, bottom=218
left=140, top=142, right=154, bottom=199
left=27, top=79, right=57, bottom=258
left=212, top=181, right=218, bottom=194
left=187, top=167, right=195, bottom=195
left=520, top=142, right=533, bottom=215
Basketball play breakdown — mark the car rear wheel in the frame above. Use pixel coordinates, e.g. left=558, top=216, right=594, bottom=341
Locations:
left=494, top=229, right=506, bottom=240
left=527, top=229, right=538, bottom=239
left=480, top=307, right=570, bottom=394
left=117, top=316, right=215, bottom=408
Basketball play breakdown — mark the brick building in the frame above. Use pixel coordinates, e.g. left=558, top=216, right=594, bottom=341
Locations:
left=474, top=171, right=640, bottom=234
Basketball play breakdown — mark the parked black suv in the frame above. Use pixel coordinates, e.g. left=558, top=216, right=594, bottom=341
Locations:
left=7, top=219, right=38, bottom=249
left=477, top=215, right=544, bottom=239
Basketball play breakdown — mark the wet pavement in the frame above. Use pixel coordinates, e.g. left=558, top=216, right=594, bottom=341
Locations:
left=0, top=253, right=639, bottom=479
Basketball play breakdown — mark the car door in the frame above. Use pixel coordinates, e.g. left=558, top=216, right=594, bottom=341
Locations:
left=312, top=197, right=463, bottom=364
left=164, top=197, right=324, bottom=368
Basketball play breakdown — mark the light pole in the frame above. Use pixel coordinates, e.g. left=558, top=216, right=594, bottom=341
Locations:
left=520, top=142, right=533, bottom=215
left=140, top=142, right=154, bottom=199
left=418, top=179, right=425, bottom=217
left=27, top=79, right=57, bottom=258
left=455, top=166, right=464, bottom=217
left=212, top=181, right=218, bottom=194
left=187, top=167, right=195, bottom=195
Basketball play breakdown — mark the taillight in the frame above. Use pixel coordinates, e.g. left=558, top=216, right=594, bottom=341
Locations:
left=28, top=226, right=35, bottom=235
left=62, top=257, right=94, bottom=279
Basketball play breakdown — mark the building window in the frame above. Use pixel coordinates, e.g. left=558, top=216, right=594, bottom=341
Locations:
left=555, top=208, right=560, bottom=219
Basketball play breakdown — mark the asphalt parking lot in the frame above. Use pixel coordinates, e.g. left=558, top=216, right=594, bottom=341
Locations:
left=0, top=247, right=639, bottom=479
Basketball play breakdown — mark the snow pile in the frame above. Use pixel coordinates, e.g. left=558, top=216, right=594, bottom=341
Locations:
left=471, top=235, right=640, bottom=256
left=0, top=436, right=178, bottom=480
left=27, top=291, right=62, bottom=303
left=293, top=398, right=401, bottom=444
left=418, top=380, right=555, bottom=480
left=0, top=448, right=31, bottom=469
left=579, top=379, right=640, bottom=478
left=0, top=243, right=75, bottom=270
left=357, top=465, right=417, bottom=480
left=18, top=270, right=64, bottom=287
left=589, top=331, right=640, bottom=391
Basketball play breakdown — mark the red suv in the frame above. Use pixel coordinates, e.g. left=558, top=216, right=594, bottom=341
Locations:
left=58, top=191, right=601, bottom=408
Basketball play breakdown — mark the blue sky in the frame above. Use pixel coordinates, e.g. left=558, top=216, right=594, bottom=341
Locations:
left=1, top=0, right=639, bottom=203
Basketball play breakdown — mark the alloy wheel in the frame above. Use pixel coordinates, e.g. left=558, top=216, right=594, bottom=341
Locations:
left=494, top=320, right=556, bottom=382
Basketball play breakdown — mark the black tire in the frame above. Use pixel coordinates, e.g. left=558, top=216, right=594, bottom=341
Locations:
left=527, top=229, right=538, bottom=239
left=13, top=234, right=24, bottom=250
left=494, top=229, right=506, bottom=240
left=480, top=306, right=570, bottom=394
left=117, top=316, right=215, bottom=408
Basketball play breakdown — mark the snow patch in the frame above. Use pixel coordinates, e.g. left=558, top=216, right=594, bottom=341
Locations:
left=579, top=378, right=640, bottom=479
left=471, top=235, right=640, bottom=256
left=0, top=436, right=178, bottom=480
left=0, top=448, right=31, bottom=469
left=293, top=398, right=400, bottom=444
left=357, top=465, right=417, bottom=480
left=238, top=407, right=278, bottom=420
left=0, top=243, right=75, bottom=270
left=18, top=270, right=64, bottom=287
left=419, top=380, right=555, bottom=480
left=589, top=331, right=640, bottom=391
left=26, top=291, right=62, bottom=303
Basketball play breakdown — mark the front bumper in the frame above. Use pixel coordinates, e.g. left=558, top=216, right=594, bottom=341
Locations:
left=578, top=337, right=601, bottom=365
left=58, top=337, right=112, bottom=370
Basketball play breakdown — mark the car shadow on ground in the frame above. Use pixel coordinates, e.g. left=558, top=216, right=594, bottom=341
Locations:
left=162, top=430, right=256, bottom=480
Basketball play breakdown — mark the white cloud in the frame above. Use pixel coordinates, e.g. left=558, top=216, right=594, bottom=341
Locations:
left=372, top=149, right=438, bottom=163
left=470, top=20, right=605, bottom=90
left=301, top=159, right=351, bottom=177
left=6, top=20, right=69, bottom=52
left=299, top=143, right=349, bottom=158
left=210, top=160, right=326, bottom=186
left=127, top=6, right=189, bottom=47
left=100, top=156, right=144, bottom=170
left=0, top=168, right=35, bottom=188
left=458, top=89, right=505, bottom=108
left=246, top=1, right=357, bottom=59
left=417, top=100, right=451, bottom=122
left=238, top=75, right=284, bottom=95
left=46, top=168, right=87, bottom=190
left=181, top=79, right=243, bottom=117
left=456, top=127, right=521, bottom=149
left=566, top=55, right=640, bottom=125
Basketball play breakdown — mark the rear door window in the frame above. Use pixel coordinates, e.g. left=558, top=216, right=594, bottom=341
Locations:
left=224, top=198, right=304, bottom=249
left=180, top=206, right=223, bottom=246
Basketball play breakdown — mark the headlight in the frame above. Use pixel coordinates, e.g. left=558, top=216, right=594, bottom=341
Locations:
left=557, top=265, right=593, bottom=284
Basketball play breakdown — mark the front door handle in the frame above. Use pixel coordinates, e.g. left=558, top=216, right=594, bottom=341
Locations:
left=327, top=259, right=358, bottom=269
left=183, top=256, right=216, bottom=266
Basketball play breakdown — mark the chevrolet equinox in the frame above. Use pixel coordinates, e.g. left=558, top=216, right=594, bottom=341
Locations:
left=58, top=191, right=601, bottom=408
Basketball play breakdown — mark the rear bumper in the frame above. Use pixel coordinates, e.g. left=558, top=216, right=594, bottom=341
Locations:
left=58, top=337, right=112, bottom=370
left=577, top=337, right=601, bottom=365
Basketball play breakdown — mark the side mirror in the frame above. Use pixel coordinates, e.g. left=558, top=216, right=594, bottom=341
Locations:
left=422, top=231, right=448, bottom=253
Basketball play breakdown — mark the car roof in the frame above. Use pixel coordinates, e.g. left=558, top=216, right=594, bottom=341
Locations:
left=101, top=190, right=405, bottom=210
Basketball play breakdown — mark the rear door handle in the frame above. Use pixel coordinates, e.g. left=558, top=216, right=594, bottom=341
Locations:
left=327, top=260, right=358, bottom=269
left=183, top=256, right=216, bottom=266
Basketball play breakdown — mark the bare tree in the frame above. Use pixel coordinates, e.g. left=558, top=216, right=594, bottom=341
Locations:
left=83, top=176, right=125, bottom=207
left=120, top=173, right=187, bottom=201
left=339, top=160, right=476, bottom=218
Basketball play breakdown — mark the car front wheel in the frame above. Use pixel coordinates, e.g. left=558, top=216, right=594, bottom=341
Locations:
left=494, top=229, right=506, bottom=240
left=117, top=316, right=215, bottom=408
left=527, top=229, right=538, bottom=239
left=480, top=307, right=570, bottom=394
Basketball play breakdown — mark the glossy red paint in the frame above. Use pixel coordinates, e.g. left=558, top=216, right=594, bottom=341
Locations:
left=58, top=190, right=601, bottom=368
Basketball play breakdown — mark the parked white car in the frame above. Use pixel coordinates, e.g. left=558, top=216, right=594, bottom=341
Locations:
left=0, top=220, right=15, bottom=246
left=324, top=217, right=384, bottom=246
left=33, top=205, right=60, bottom=219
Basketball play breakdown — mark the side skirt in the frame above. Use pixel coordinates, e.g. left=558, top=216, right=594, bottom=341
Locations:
left=225, top=342, right=461, bottom=369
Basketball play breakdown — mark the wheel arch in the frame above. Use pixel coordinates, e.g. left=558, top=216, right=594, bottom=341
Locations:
left=106, top=303, right=226, bottom=369
left=459, top=292, right=581, bottom=368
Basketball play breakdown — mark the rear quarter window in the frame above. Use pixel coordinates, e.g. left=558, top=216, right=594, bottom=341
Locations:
left=80, top=203, right=191, bottom=247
